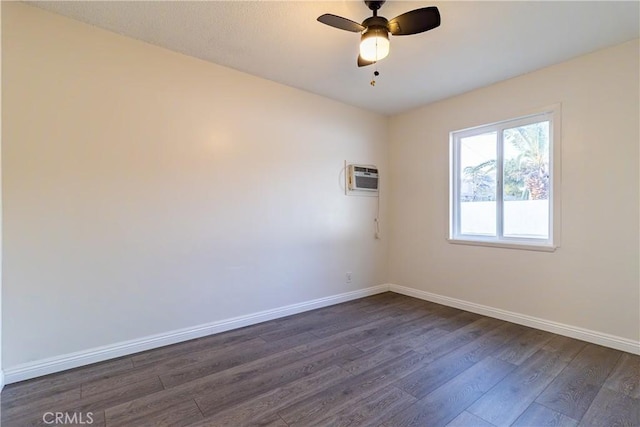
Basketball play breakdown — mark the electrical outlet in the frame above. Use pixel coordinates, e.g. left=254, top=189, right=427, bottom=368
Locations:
left=346, top=272, right=352, bottom=284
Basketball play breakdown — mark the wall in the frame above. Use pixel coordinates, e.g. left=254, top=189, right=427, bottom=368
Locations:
left=2, top=3, right=388, bottom=370
left=0, top=0, right=3, bottom=392
left=388, top=39, right=640, bottom=344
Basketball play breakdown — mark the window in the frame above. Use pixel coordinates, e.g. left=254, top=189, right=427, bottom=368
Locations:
left=449, top=107, right=560, bottom=251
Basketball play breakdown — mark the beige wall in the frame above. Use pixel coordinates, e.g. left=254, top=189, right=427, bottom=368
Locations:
left=388, top=39, right=640, bottom=342
left=0, top=0, right=3, bottom=390
left=2, top=3, right=389, bottom=368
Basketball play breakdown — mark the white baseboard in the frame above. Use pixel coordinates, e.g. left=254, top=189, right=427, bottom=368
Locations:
left=4, top=285, right=389, bottom=385
left=6, top=282, right=637, bottom=385
left=390, top=284, right=640, bottom=355
left=0, top=370, right=4, bottom=392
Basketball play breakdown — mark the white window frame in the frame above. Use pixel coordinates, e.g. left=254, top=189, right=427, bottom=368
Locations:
left=449, top=105, right=561, bottom=252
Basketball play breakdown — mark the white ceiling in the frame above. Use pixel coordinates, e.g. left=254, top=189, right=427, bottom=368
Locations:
left=29, top=1, right=639, bottom=116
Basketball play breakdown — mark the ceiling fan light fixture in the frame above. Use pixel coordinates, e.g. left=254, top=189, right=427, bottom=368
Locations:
left=318, top=1, right=440, bottom=68
left=359, top=27, right=389, bottom=62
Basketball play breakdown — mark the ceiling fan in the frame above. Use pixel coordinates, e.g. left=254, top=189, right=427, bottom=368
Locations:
left=317, top=0, right=441, bottom=67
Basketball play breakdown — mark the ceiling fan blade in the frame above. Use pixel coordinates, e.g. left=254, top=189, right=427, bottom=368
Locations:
left=388, top=7, right=440, bottom=36
left=317, top=14, right=365, bottom=32
left=358, top=55, right=375, bottom=67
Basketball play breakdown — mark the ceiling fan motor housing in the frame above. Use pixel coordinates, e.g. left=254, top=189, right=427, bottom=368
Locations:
left=362, top=16, right=389, bottom=32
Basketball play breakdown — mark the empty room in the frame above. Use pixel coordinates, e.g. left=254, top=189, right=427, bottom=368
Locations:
left=1, top=1, right=639, bottom=426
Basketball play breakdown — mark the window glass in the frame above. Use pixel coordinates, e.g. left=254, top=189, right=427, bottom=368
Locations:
left=503, top=121, right=549, bottom=239
left=460, top=132, right=497, bottom=236
left=449, top=108, right=559, bottom=250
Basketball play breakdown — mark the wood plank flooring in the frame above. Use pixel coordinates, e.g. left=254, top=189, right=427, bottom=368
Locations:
left=2, top=292, right=639, bottom=426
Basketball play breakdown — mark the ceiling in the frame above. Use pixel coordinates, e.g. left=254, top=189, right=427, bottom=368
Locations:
left=29, top=1, right=639, bottom=116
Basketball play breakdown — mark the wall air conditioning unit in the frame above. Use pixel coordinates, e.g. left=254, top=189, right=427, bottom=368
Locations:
left=348, top=164, right=379, bottom=193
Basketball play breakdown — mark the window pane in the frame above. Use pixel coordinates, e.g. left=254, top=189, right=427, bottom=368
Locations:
left=460, top=132, right=497, bottom=236
left=503, top=121, right=550, bottom=239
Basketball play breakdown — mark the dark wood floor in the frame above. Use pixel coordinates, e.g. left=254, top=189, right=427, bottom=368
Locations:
left=2, top=293, right=639, bottom=426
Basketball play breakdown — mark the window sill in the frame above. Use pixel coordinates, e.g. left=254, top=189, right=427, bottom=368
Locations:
left=447, top=238, right=557, bottom=252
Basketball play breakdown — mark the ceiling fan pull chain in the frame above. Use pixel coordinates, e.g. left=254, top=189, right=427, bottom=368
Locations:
left=370, top=70, right=379, bottom=87
left=371, top=34, right=379, bottom=87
